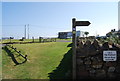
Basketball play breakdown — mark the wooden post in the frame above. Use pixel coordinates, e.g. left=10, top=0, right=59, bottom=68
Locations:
left=10, top=37, right=11, bottom=43
left=72, top=18, right=76, bottom=80
left=71, top=18, right=91, bottom=80
left=55, top=38, right=56, bottom=42
left=43, top=39, right=45, bottom=43
left=50, top=38, right=52, bottom=42
left=32, top=37, right=34, bottom=42
left=39, top=37, right=42, bottom=43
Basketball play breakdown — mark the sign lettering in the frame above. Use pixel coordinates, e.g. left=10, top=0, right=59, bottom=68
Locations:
left=103, top=51, right=117, bottom=61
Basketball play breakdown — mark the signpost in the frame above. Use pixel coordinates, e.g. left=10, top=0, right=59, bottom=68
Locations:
left=103, top=51, right=117, bottom=61
left=75, top=21, right=91, bottom=26
left=72, top=18, right=91, bottom=80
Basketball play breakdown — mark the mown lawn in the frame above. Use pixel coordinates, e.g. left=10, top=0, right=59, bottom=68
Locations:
left=2, top=42, right=72, bottom=79
left=1, top=38, right=72, bottom=44
left=0, top=45, right=2, bottom=80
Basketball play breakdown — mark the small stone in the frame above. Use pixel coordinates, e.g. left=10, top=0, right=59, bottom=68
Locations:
left=91, top=57, right=94, bottom=60
left=107, top=73, right=116, bottom=78
left=78, top=41, right=84, bottom=48
left=115, top=66, right=120, bottom=73
left=91, top=57, right=97, bottom=62
left=105, top=62, right=117, bottom=67
left=89, top=69, right=96, bottom=77
left=78, top=66, right=85, bottom=71
left=96, top=70, right=106, bottom=78
left=85, top=65, right=91, bottom=70
left=77, top=53, right=87, bottom=57
left=76, top=59, right=83, bottom=65
left=88, top=50, right=97, bottom=56
left=85, top=61, right=91, bottom=65
left=96, top=57, right=102, bottom=62
left=77, top=70, right=89, bottom=77
left=92, top=64, right=102, bottom=69
left=85, top=40, right=91, bottom=46
left=92, top=61, right=103, bottom=69
left=92, top=40, right=100, bottom=50
left=101, top=42, right=109, bottom=50
left=108, top=67, right=115, bottom=73
left=89, top=69, right=96, bottom=74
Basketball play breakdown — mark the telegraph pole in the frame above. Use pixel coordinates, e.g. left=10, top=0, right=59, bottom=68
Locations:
left=28, top=24, right=29, bottom=39
left=25, top=25, right=26, bottom=39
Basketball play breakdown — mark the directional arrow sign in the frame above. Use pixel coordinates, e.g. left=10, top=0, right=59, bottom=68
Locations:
left=75, top=21, right=91, bottom=26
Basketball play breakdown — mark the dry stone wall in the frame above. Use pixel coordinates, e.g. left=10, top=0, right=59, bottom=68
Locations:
left=76, top=38, right=120, bottom=79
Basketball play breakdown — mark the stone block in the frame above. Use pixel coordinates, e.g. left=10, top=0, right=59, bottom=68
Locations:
left=78, top=66, right=85, bottom=71
left=102, top=42, right=109, bottom=50
left=92, top=40, right=100, bottom=50
left=89, top=69, right=96, bottom=74
left=107, top=73, right=116, bottom=78
left=108, top=67, right=115, bottom=73
left=76, top=58, right=83, bottom=65
left=92, top=64, right=103, bottom=69
left=77, top=70, right=89, bottom=77
left=95, top=70, right=106, bottom=78
left=84, top=60, right=91, bottom=65
left=85, top=65, right=91, bottom=70
left=105, top=62, right=117, bottom=67
left=115, top=66, right=120, bottom=73
left=92, top=62, right=103, bottom=69
left=77, top=53, right=87, bottom=58
left=78, top=41, right=84, bottom=48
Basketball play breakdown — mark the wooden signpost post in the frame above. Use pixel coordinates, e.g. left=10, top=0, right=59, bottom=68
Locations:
left=72, top=18, right=91, bottom=80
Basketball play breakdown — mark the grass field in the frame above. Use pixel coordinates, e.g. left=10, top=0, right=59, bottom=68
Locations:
left=1, top=38, right=72, bottom=44
left=0, top=45, right=2, bottom=80
left=1, top=39, right=43, bottom=43
left=2, top=42, right=72, bottom=79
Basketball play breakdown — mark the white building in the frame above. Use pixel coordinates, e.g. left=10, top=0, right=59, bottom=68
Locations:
left=58, top=30, right=84, bottom=39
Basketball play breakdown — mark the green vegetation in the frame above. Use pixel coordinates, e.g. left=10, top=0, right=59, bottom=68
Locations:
left=84, top=31, right=89, bottom=37
left=97, top=36, right=120, bottom=45
left=0, top=48, right=2, bottom=80
left=2, top=42, right=72, bottom=79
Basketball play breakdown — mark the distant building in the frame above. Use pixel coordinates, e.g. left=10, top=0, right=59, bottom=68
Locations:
left=2, top=37, right=14, bottom=40
left=2, top=37, right=10, bottom=40
left=58, top=31, right=84, bottom=39
left=106, top=29, right=120, bottom=38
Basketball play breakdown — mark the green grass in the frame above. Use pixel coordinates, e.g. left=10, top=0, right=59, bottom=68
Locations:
left=1, top=38, right=72, bottom=44
left=1, top=39, right=38, bottom=43
left=0, top=46, right=2, bottom=80
left=2, top=42, right=72, bottom=79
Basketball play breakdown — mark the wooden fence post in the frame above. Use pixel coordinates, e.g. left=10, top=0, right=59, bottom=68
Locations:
left=9, top=37, right=11, bottom=43
left=32, top=37, right=34, bottom=43
left=55, top=38, right=56, bottom=42
left=39, top=37, right=42, bottom=43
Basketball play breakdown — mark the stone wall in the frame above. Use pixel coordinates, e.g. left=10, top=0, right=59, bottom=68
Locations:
left=76, top=39, right=120, bottom=79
